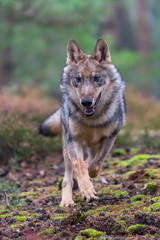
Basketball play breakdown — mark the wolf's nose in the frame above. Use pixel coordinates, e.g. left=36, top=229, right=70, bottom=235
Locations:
left=81, top=98, right=93, bottom=107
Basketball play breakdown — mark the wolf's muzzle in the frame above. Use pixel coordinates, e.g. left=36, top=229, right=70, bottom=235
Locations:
left=82, top=92, right=102, bottom=117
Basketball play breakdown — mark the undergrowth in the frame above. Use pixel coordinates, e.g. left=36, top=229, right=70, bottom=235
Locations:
left=0, top=87, right=61, bottom=165
left=0, top=86, right=160, bottom=166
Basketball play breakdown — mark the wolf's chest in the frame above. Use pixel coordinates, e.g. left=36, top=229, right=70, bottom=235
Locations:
left=69, top=119, right=113, bottom=146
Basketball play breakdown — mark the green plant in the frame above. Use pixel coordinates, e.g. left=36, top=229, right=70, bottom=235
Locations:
left=0, top=180, right=20, bottom=207
left=146, top=182, right=157, bottom=193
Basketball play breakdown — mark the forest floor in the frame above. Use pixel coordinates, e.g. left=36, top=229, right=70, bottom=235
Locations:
left=0, top=147, right=160, bottom=240
left=0, top=88, right=160, bottom=240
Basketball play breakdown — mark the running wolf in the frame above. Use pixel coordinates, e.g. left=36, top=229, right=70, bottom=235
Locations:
left=39, top=38, right=126, bottom=206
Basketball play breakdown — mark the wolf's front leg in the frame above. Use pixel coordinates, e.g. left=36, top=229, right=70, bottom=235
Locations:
left=60, top=129, right=97, bottom=206
left=60, top=143, right=74, bottom=207
left=71, top=142, right=97, bottom=202
left=74, top=158, right=97, bottom=201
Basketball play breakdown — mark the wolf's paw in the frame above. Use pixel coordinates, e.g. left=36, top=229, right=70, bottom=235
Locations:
left=88, top=164, right=101, bottom=178
left=60, top=198, right=75, bottom=207
left=77, top=176, right=98, bottom=202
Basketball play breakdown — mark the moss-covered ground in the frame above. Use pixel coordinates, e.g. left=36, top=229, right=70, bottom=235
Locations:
left=0, top=149, right=160, bottom=240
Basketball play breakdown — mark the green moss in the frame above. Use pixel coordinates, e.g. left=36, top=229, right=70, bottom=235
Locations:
left=0, top=213, right=12, bottom=218
left=131, top=194, right=146, bottom=202
left=141, top=206, right=151, bottom=213
left=112, top=149, right=126, bottom=156
left=57, top=177, right=64, bottom=190
left=113, top=190, right=128, bottom=198
left=124, top=170, right=136, bottom=177
left=98, top=186, right=111, bottom=195
left=112, top=158, right=119, bottom=165
left=72, top=211, right=84, bottom=224
left=114, top=217, right=127, bottom=231
left=130, top=148, right=138, bottom=154
left=144, top=172, right=154, bottom=180
left=84, top=209, right=94, bottom=216
left=74, top=236, right=83, bottom=240
left=152, top=212, right=160, bottom=215
left=96, top=206, right=107, bottom=212
left=85, top=206, right=108, bottom=217
left=50, top=212, right=65, bottom=220
left=18, top=211, right=28, bottom=215
left=151, top=196, right=160, bottom=202
left=20, top=191, right=34, bottom=197
left=100, top=170, right=114, bottom=175
left=126, top=224, right=146, bottom=233
left=10, top=223, right=24, bottom=229
left=55, top=215, right=65, bottom=220
left=37, top=228, right=55, bottom=236
left=75, top=197, right=83, bottom=203
left=31, top=213, right=38, bottom=217
left=150, top=202, right=160, bottom=211
left=146, top=182, right=157, bottom=193
left=80, top=228, right=105, bottom=239
left=15, top=216, right=27, bottom=222
left=145, top=235, right=155, bottom=239
left=118, top=154, right=159, bottom=168
left=10, top=224, right=17, bottom=229
left=29, top=180, right=42, bottom=185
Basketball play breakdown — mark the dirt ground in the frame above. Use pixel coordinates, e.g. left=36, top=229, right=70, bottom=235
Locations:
left=0, top=147, right=160, bottom=240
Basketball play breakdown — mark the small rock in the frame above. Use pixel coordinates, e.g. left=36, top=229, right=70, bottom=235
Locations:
left=117, top=169, right=126, bottom=174
left=25, top=172, right=33, bottom=179
left=98, top=176, right=108, bottom=184
left=147, top=158, right=156, bottom=165
left=39, top=170, right=46, bottom=177
left=25, top=198, right=33, bottom=204
left=5, top=216, right=15, bottom=224
left=99, top=211, right=105, bottom=216
left=52, top=165, right=59, bottom=170
left=113, top=179, right=119, bottom=185
left=38, top=212, right=50, bottom=221
left=34, top=207, right=43, bottom=213
left=128, top=184, right=136, bottom=190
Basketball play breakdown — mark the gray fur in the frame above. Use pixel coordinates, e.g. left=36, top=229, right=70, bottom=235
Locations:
left=39, top=38, right=126, bottom=206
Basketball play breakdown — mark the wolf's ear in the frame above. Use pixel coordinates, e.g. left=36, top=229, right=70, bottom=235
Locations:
left=92, top=38, right=111, bottom=64
left=67, top=39, right=84, bottom=64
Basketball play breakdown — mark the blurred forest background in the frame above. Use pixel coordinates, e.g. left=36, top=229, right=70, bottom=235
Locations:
left=0, top=0, right=160, bottom=96
left=0, top=0, right=160, bottom=165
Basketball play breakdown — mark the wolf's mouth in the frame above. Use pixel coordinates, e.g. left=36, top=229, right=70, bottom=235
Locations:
left=83, top=92, right=102, bottom=117
left=84, top=105, right=96, bottom=117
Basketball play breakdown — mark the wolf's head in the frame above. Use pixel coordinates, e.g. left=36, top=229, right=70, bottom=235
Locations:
left=65, top=38, right=113, bottom=117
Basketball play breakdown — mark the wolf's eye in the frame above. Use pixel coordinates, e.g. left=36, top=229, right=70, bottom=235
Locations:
left=94, top=76, right=105, bottom=87
left=72, top=77, right=81, bottom=88
left=76, top=77, right=81, bottom=83
left=94, top=76, right=101, bottom=83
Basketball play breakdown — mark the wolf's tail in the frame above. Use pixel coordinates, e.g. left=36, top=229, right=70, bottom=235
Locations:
left=39, top=108, right=62, bottom=136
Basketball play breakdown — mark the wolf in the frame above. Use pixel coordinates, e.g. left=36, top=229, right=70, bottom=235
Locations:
left=39, top=38, right=126, bottom=207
